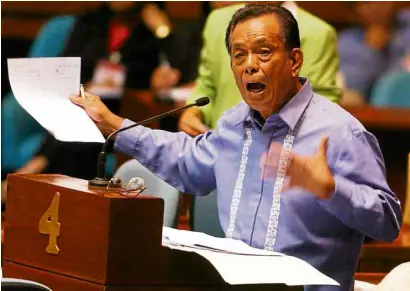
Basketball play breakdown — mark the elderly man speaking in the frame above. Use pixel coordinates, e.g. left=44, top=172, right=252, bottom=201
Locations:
left=71, top=4, right=402, bottom=291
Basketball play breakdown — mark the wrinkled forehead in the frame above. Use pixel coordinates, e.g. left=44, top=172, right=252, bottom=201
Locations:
left=230, top=14, right=282, bottom=45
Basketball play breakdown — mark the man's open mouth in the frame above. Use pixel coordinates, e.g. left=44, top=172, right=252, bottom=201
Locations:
left=246, top=82, right=266, bottom=93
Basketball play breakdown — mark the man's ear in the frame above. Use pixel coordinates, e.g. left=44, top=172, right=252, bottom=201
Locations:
left=290, top=48, right=303, bottom=77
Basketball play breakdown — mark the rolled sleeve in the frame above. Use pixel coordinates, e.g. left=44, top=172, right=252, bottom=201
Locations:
left=318, top=127, right=402, bottom=242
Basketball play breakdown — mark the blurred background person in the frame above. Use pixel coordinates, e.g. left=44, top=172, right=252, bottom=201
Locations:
left=148, top=2, right=209, bottom=131
left=338, top=2, right=410, bottom=106
left=65, top=1, right=165, bottom=111
left=1, top=14, right=76, bottom=183
left=1, top=2, right=168, bottom=202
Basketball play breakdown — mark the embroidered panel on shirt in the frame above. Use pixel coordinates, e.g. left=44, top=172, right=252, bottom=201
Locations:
left=225, top=121, right=254, bottom=238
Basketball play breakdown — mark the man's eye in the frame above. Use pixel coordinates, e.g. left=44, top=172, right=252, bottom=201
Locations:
left=234, top=52, right=245, bottom=59
left=259, top=49, right=271, bottom=56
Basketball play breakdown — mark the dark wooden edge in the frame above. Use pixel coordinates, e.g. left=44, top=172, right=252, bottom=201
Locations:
left=2, top=260, right=105, bottom=291
left=343, top=106, right=410, bottom=130
left=1, top=17, right=47, bottom=39
left=354, top=272, right=386, bottom=285
left=360, top=246, right=410, bottom=260
left=1, top=1, right=101, bottom=16
left=2, top=260, right=303, bottom=291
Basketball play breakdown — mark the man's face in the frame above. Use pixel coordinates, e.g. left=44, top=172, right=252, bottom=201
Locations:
left=230, top=15, right=301, bottom=118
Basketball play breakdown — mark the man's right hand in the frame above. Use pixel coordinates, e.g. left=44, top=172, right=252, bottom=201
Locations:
left=178, top=106, right=209, bottom=137
left=70, top=93, right=124, bottom=136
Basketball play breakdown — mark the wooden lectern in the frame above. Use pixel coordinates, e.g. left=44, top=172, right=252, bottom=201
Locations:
left=2, top=174, right=301, bottom=291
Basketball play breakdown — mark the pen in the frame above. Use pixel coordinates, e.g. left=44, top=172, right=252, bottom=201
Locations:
left=159, top=51, right=171, bottom=68
left=80, top=84, right=85, bottom=99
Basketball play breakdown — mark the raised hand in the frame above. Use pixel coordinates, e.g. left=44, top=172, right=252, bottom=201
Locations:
left=261, top=136, right=335, bottom=200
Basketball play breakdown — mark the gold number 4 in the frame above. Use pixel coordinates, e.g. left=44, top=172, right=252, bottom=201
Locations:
left=38, top=192, right=61, bottom=254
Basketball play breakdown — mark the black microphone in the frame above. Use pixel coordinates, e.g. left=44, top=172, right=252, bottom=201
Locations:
left=89, top=97, right=210, bottom=187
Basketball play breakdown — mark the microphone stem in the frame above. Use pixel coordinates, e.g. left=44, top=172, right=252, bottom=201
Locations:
left=96, top=103, right=195, bottom=180
left=90, top=99, right=204, bottom=187
left=97, top=151, right=107, bottom=178
left=104, top=102, right=195, bottom=149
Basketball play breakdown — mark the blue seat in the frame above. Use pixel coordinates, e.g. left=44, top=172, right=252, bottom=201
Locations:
left=114, top=159, right=181, bottom=227
left=1, top=15, right=76, bottom=172
left=191, top=190, right=225, bottom=238
left=370, top=71, right=410, bottom=108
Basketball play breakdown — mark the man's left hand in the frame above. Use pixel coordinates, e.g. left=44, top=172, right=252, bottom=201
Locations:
left=261, top=136, right=335, bottom=200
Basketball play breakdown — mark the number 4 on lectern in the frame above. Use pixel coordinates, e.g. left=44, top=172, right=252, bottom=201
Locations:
left=38, top=192, right=61, bottom=255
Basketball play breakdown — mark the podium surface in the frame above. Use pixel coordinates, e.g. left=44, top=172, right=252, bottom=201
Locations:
left=2, top=174, right=302, bottom=291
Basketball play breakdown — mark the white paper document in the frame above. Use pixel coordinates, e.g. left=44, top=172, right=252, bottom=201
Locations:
left=7, top=57, right=105, bottom=143
left=162, top=227, right=339, bottom=287
left=354, top=280, right=376, bottom=291
left=162, top=226, right=282, bottom=256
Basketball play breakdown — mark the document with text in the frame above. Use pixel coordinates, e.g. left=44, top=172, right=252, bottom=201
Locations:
left=162, top=227, right=339, bottom=286
left=7, top=57, right=104, bottom=143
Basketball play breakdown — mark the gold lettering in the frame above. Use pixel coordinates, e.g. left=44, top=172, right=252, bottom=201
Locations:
left=38, top=192, right=61, bottom=254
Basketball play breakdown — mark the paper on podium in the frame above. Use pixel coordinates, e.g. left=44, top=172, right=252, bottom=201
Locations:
left=162, top=226, right=282, bottom=256
left=7, top=57, right=105, bottom=143
left=162, top=227, right=339, bottom=287
left=354, top=280, right=376, bottom=291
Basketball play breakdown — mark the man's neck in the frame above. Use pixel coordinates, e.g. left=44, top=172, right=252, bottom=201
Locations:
left=259, top=79, right=303, bottom=120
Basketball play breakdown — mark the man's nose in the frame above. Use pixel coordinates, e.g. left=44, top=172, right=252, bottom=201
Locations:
left=244, top=54, right=259, bottom=74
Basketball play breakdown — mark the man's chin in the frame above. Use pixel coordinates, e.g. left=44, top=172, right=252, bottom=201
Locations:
left=245, top=102, right=268, bottom=114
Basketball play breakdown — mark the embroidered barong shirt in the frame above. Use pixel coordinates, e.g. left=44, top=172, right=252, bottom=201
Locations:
left=114, top=78, right=402, bottom=291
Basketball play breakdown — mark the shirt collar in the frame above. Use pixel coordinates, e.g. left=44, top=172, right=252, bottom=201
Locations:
left=235, top=78, right=314, bottom=131
left=276, top=77, right=313, bottom=130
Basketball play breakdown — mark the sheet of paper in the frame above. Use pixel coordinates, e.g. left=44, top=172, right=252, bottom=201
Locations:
left=163, top=242, right=339, bottom=286
left=195, top=248, right=339, bottom=286
left=354, top=280, right=376, bottom=291
left=162, top=227, right=282, bottom=256
left=7, top=57, right=105, bottom=143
